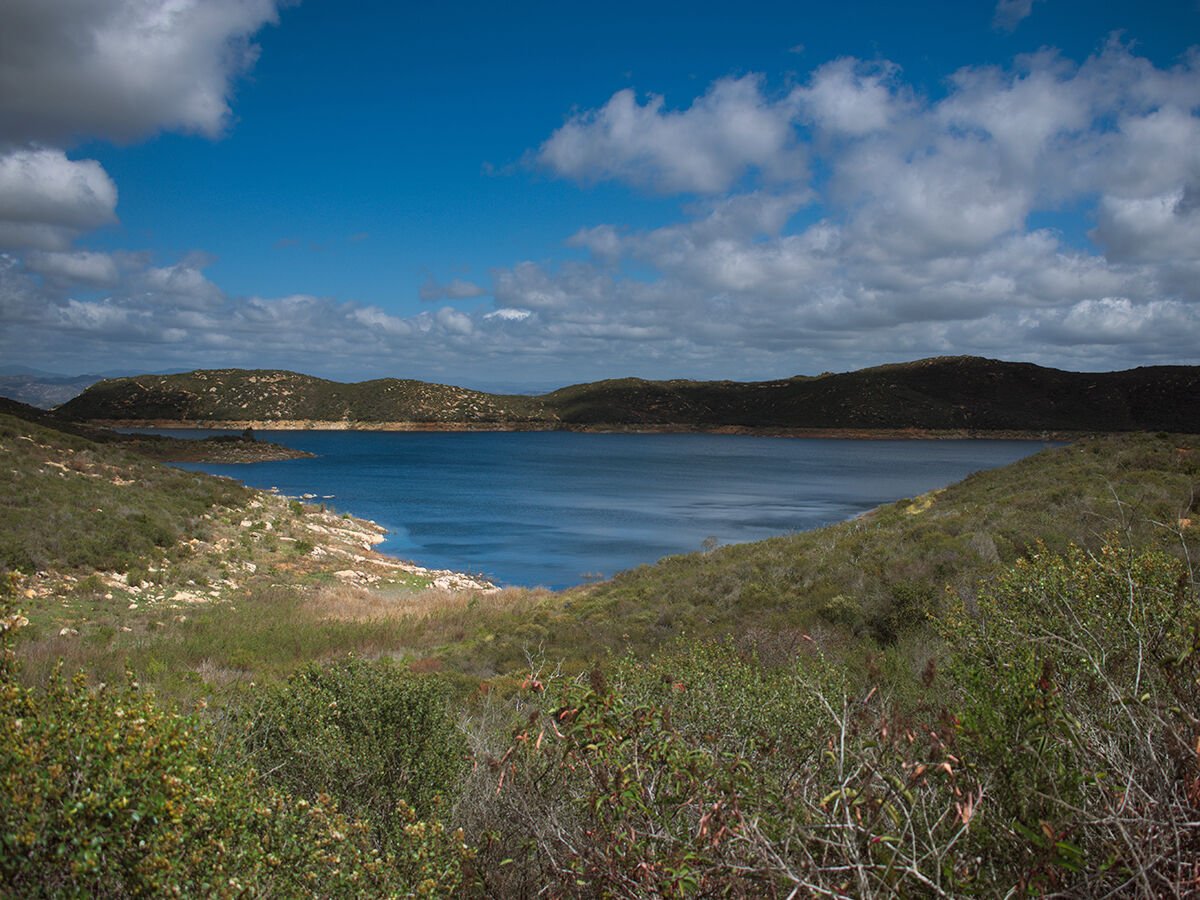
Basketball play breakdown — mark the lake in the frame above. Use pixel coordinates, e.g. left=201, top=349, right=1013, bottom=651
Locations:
left=164, top=431, right=1054, bottom=589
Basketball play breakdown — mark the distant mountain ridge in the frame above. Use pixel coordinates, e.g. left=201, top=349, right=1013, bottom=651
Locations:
left=56, top=356, right=1200, bottom=434
left=0, top=373, right=102, bottom=408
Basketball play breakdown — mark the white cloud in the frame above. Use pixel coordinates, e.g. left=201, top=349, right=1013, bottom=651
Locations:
left=352, top=306, right=414, bottom=336
left=1091, top=188, right=1200, bottom=263
left=537, top=75, right=805, bottom=194
left=52, top=298, right=135, bottom=334
left=0, top=0, right=284, bottom=145
left=434, top=306, right=474, bottom=335
left=795, top=58, right=906, bottom=137
left=0, top=148, right=117, bottom=250
left=4, top=39, right=1199, bottom=385
left=24, top=249, right=119, bottom=286
left=133, top=262, right=224, bottom=309
left=840, top=137, right=1033, bottom=257
left=937, top=50, right=1092, bottom=173
left=494, top=261, right=584, bottom=311
left=1032, top=297, right=1200, bottom=349
left=484, top=307, right=532, bottom=322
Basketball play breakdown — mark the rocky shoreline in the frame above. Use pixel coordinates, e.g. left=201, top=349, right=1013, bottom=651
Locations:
left=295, top=504, right=497, bottom=592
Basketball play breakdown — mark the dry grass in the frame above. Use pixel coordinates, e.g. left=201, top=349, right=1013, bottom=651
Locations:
left=15, top=632, right=101, bottom=686
left=303, top=584, right=552, bottom=624
left=193, top=656, right=253, bottom=688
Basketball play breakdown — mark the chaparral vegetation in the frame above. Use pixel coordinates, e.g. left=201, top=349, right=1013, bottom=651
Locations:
left=2, top=403, right=1198, bottom=896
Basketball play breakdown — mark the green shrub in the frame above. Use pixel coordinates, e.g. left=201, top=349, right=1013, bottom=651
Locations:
left=938, top=541, right=1200, bottom=894
left=462, top=539, right=1200, bottom=897
left=462, top=643, right=978, bottom=897
left=0, top=582, right=469, bottom=896
left=243, top=657, right=466, bottom=848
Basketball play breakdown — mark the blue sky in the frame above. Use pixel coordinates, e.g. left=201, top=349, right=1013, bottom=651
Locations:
left=1, top=0, right=1197, bottom=390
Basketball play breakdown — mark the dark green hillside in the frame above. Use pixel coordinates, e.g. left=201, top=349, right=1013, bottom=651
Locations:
left=548, top=356, right=1200, bottom=430
left=60, top=356, right=1200, bottom=433
left=542, top=376, right=740, bottom=424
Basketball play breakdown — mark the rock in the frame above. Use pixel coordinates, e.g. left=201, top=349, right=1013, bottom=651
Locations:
left=333, top=570, right=380, bottom=585
left=431, top=573, right=496, bottom=592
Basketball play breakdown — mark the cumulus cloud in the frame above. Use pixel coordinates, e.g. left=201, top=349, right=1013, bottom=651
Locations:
left=0, top=148, right=118, bottom=250
left=131, top=262, right=225, bottom=309
left=4, top=36, right=1199, bottom=386
left=1090, top=189, right=1200, bottom=263
left=435, top=306, right=474, bottom=335
left=467, top=40, right=1200, bottom=380
left=0, top=0, right=284, bottom=145
left=794, top=58, right=907, bottom=137
left=351, top=306, right=414, bottom=336
left=24, top=250, right=119, bottom=286
left=537, top=75, right=806, bottom=194
left=1031, top=298, right=1200, bottom=350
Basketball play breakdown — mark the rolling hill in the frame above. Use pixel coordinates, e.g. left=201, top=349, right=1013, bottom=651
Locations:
left=58, top=356, right=1200, bottom=433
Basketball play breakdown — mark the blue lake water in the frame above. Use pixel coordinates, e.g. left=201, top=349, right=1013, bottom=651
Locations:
left=159, top=431, right=1054, bottom=589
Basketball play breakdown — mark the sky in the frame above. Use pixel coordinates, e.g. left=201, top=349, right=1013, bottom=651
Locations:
left=0, top=0, right=1198, bottom=391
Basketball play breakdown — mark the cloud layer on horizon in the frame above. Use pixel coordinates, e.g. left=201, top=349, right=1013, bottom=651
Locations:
left=0, top=4, right=1197, bottom=386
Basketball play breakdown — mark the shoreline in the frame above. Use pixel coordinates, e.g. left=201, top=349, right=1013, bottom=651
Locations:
left=88, top=418, right=1094, bottom=441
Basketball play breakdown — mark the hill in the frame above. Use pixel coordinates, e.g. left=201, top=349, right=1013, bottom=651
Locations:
left=58, top=356, right=1200, bottom=433
left=58, top=368, right=553, bottom=426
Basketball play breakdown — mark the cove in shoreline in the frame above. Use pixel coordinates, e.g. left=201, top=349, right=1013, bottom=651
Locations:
left=167, top=430, right=1058, bottom=590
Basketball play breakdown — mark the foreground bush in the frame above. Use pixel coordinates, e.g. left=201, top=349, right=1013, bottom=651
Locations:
left=242, top=657, right=466, bottom=846
left=463, top=540, right=1200, bottom=897
left=939, top=540, right=1200, bottom=894
left=461, top=644, right=978, bottom=897
left=0, top=580, right=469, bottom=897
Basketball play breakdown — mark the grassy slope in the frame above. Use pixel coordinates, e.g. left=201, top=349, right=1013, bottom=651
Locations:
left=60, top=356, right=1200, bottom=432
left=0, top=412, right=251, bottom=574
